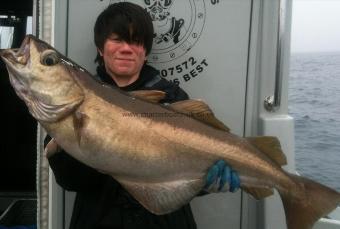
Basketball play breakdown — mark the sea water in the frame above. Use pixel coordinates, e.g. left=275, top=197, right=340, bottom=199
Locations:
left=288, top=52, right=340, bottom=192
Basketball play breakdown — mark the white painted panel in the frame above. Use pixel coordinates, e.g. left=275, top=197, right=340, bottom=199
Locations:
left=67, top=0, right=252, bottom=134
left=65, top=1, right=252, bottom=229
left=314, top=219, right=340, bottom=229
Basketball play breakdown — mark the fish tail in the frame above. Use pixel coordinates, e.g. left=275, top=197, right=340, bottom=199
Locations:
left=278, top=174, right=340, bottom=229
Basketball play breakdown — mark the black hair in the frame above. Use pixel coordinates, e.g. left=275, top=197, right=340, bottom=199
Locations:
left=94, top=2, right=154, bottom=66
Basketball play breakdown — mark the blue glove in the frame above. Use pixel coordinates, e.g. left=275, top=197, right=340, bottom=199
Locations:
left=204, top=160, right=240, bottom=193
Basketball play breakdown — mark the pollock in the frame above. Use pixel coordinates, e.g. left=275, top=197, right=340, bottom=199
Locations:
left=1, top=35, right=340, bottom=229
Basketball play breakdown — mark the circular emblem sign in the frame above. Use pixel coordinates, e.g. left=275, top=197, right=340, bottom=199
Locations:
left=110, top=0, right=206, bottom=63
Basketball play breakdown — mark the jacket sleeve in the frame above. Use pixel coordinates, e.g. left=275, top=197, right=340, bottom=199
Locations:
left=45, top=136, right=108, bottom=192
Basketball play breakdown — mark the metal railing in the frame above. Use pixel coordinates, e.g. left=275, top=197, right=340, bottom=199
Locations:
left=264, top=0, right=287, bottom=112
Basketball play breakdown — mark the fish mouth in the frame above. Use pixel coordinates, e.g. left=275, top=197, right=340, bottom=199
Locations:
left=0, top=48, right=19, bottom=64
left=0, top=35, right=31, bottom=89
left=0, top=36, right=32, bottom=101
left=0, top=35, right=31, bottom=67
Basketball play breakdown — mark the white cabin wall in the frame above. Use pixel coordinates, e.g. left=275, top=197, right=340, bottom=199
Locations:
left=64, top=1, right=253, bottom=229
left=38, top=0, right=294, bottom=229
left=250, top=0, right=294, bottom=228
left=240, top=0, right=262, bottom=228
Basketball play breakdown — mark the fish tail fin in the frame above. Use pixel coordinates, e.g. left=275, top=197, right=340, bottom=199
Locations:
left=278, top=174, right=340, bottom=229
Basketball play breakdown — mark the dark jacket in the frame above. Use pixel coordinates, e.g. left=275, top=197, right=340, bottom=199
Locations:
left=47, top=65, right=197, bottom=229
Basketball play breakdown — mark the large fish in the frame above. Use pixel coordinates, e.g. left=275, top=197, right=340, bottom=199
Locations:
left=1, top=35, right=340, bottom=229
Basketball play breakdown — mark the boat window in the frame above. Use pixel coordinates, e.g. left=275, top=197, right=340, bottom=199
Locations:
left=0, top=16, right=14, bottom=49
left=0, top=15, right=32, bottom=49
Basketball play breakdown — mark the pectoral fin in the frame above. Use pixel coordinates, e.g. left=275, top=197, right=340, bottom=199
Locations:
left=118, top=178, right=204, bottom=215
left=44, top=138, right=61, bottom=158
left=73, top=111, right=89, bottom=145
left=169, top=100, right=230, bottom=132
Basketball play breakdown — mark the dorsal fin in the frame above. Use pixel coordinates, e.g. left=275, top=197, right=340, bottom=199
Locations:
left=129, top=90, right=166, bottom=103
left=246, top=136, right=287, bottom=166
left=169, top=100, right=230, bottom=132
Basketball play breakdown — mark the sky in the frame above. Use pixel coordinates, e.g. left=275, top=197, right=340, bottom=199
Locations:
left=291, top=0, right=340, bottom=53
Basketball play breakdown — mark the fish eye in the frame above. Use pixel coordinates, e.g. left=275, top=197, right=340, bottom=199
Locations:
left=40, top=49, right=60, bottom=66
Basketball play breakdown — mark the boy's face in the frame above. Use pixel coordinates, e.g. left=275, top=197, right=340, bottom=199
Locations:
left=99, top=33, right=146, bottom=80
